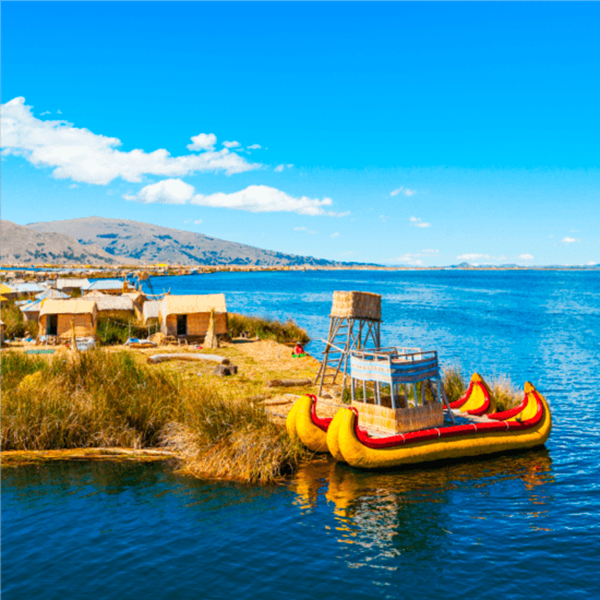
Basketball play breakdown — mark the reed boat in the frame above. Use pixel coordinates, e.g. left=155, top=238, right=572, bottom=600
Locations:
left=286, top=372, right=495, bottom=454
left=326, top=382, right=552, bottom=469
left=287, top=382, right=552, bottom=468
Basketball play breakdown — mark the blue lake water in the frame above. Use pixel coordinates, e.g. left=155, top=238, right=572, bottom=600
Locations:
left=3, top=270, right=600, bottom=599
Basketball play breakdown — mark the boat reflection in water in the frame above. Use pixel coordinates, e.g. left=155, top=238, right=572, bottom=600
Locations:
left=290, top=450, right=554, bottom=557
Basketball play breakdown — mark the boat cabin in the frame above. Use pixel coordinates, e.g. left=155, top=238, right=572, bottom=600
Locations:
left=350, top=348, right=448, bottom=434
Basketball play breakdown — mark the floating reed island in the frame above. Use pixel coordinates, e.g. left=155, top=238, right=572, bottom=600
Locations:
left=1, top=347, right=523, bottom=483
left=2, top=288, right=531, bottom=483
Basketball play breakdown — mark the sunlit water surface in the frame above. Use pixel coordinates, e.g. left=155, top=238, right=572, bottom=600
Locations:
left=3, top=270, right=600, bottom=599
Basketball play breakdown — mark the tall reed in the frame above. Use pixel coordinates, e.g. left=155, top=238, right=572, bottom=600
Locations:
left=228, top=313, right=310, bottom=344
left=1, top=350, right=307, bottom=482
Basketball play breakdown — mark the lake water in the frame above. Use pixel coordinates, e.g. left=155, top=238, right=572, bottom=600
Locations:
left=3, top=270, right=600, bottom=599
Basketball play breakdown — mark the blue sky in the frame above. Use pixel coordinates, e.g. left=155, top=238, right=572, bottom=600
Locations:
left=2, top=2, right=599, bottom=266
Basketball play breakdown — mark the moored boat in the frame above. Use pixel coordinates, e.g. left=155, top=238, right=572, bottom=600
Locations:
left=326, top=382, right=552, bottom=469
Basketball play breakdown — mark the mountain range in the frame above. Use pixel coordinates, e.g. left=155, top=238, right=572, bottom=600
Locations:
left=2, top=217, right=346, bottom=266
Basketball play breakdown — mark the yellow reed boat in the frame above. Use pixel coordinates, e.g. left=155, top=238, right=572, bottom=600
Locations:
left=287, top=382, right=552, bottom=469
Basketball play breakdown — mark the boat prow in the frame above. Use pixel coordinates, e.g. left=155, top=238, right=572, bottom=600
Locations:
left=286, top=394, right=331, bottom=453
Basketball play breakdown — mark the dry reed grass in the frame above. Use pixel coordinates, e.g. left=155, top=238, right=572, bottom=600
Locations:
left=228, top=313, right=310, bottom=344
left=1, top=349, right=309, bottom=482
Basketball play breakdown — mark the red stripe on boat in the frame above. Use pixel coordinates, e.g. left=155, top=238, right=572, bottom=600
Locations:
left=352, top=391, right=544, bottom=450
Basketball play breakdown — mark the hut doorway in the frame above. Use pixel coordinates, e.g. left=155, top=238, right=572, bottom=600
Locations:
left=47, top=314, right=58, bottom=336
left=177, top=314, right=187, bottom=336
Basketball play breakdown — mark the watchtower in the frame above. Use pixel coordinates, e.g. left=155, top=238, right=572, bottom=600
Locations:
left=315, top=290, right=382, bottom=395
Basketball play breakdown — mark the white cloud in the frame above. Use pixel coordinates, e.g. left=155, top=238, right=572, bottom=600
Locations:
left=247, top=144, right=262, bottom=150
left=40, top=111, right=51, bottom=116
left=422, top=249, right=439, bottom=254
left=294, top=226, right=317, bottom=234
left=410, top=216, right=430, bottom=228
left=274, top=164, right=285, bottom=172
left=331, top=232, right=340, bottom=238
left=126, top=179, right=345, bottom=216
left=223, top=140, right=240, bottom=148
left=191, top=185, right=343, bottom=216
left=518, top=253, right=534, bottom=260
left=391, top=186, right=416, bottom=197
left=194, top=219, right=203, bottom=225
left=562, top=237, right=579, bottom=243
left=1, top=97, right=259, bottom=185
left=187, top=133, right=216, bottom=151
left=124, top=178, right=195, bottom=204
left=587, top=261, right=597, bottom=266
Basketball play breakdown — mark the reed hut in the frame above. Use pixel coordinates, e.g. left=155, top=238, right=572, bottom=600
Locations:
left=122, top=291, right=146, bottom=320
left=159, top=294, right=227, bottom=341
left=56, top=278, right=90, bottom=294
left=86, top=293, right=135, bottom=319
left=38, top=299, right=97, bottom=340
left=142, top=300, right=161, bottom=325
left=35, top=288, right=70, bottom=301
left=0, top=319, right=5, bottom=345
left=85, top=279, right=127, bottom=295
left=20, top=299, right=43, bottom=322
left=0, top=283, right=16, bottom=301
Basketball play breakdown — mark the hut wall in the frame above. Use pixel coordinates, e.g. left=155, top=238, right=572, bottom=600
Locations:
left=39, top=314, right=95, bottom=339
left=23, top=311, right=40, bottom=323
left=163, top=312, right=227, bottom=338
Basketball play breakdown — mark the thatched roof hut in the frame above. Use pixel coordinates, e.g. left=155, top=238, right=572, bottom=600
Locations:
left=86, top=293, right=134, bottom=318
left=159, top=294, right=227, bottom=340
left=39, top=299, right=97, bottom=340
left=55, top=278, right=90, bottom=293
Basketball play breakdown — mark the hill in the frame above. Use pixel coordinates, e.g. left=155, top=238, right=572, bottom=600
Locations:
left=0, top=220, right=125, bottom=265
left=25, top=217, right=344, bottom=266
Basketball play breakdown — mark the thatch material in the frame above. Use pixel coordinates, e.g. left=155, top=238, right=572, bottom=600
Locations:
left=330, top=291, right=381, bottom=321
left=160, top=294, right=227, bottom=316
left=40, top=299, right=97, bottom=316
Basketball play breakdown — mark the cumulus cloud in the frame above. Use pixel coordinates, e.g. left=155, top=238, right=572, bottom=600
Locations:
left=247, top=144, right=262, bottom=150
left=222, top=140, right=240, bottom=148
left=410, top=216, right=430, bottom=228
left=274, top=164, right=285, bottom=172
left=125, top=179, right=345, bottom=216
left=187, top=133, right=217, bottom=151
left=391, top=187, right=416, bottom=197
left=518, top=253, right=534, bottom=260
left=124, top=178, right=195, bottom=204
left=1, top=97, right=259, bottom=185
left=294, top=226, right=318, bottom=234
left=562, top=237, right=579, bottom=243
left=331, top=232, right=340, bottom=238
left=194, top=219, right=203, bottom=224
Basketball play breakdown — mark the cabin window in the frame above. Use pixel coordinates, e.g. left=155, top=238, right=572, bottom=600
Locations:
left=177, top=314, right=187, bottom=336
left=47, top=314, right=58, bottom=336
